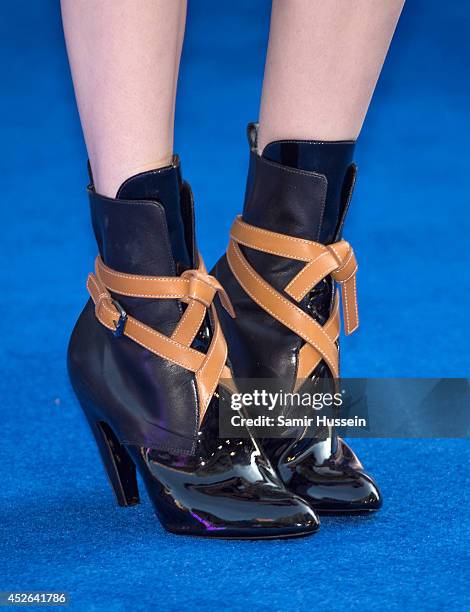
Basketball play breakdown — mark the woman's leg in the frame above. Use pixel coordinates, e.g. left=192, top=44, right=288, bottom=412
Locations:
left=213, top=0, right=405, bottom=513
left=60, top=0, right=187, bottom=197
left=63, top=0, right=320, bottom=538
left=257, top=0, right=405, bottom=151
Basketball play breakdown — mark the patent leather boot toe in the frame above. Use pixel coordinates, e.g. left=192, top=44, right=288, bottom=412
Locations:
left=68, top=158, right=320, bottom=538
left=131, top=393, right=319, bottom=537
left=212, top=125, right=382, bottom=514
left=267, top=438, right=381, bottom=514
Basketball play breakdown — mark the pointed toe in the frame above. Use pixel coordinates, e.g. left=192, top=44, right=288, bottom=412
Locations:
left=306, top=471, right=382, bottom=515
left=198, top=495, right=321, bottom=539
left=263, top=437, right=382, bottom=515
left=242, top=495, right=320, bottom=538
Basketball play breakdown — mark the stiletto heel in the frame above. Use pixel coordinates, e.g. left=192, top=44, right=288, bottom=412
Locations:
left=86, top=416, right=140, bottom=507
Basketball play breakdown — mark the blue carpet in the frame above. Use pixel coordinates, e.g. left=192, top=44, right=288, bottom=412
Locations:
left=0, top=1, right=469, bottom=610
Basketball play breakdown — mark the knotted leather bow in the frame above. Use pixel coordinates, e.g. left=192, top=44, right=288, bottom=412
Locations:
left=227, top=216, right=359, bottom=382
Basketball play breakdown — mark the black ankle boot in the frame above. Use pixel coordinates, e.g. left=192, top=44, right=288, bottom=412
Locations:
left=68, top=157, right=319, bottom=538
left=213, top=124, right=382, bottom=514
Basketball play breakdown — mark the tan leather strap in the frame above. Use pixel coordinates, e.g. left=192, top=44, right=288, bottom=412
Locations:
left=87, top=254, right=234, bottom=423
left=227, top=216, right=359, bottom=382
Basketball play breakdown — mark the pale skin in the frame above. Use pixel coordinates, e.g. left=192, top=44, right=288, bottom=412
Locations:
left=257, top=0, right=405, bottom=151
left=61, top=0, right=187, bottom=198
left=61, top=0, right=405, bottom=198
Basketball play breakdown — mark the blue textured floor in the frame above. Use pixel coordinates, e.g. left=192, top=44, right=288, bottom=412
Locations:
left=1, top=1, right=469, bottom=610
